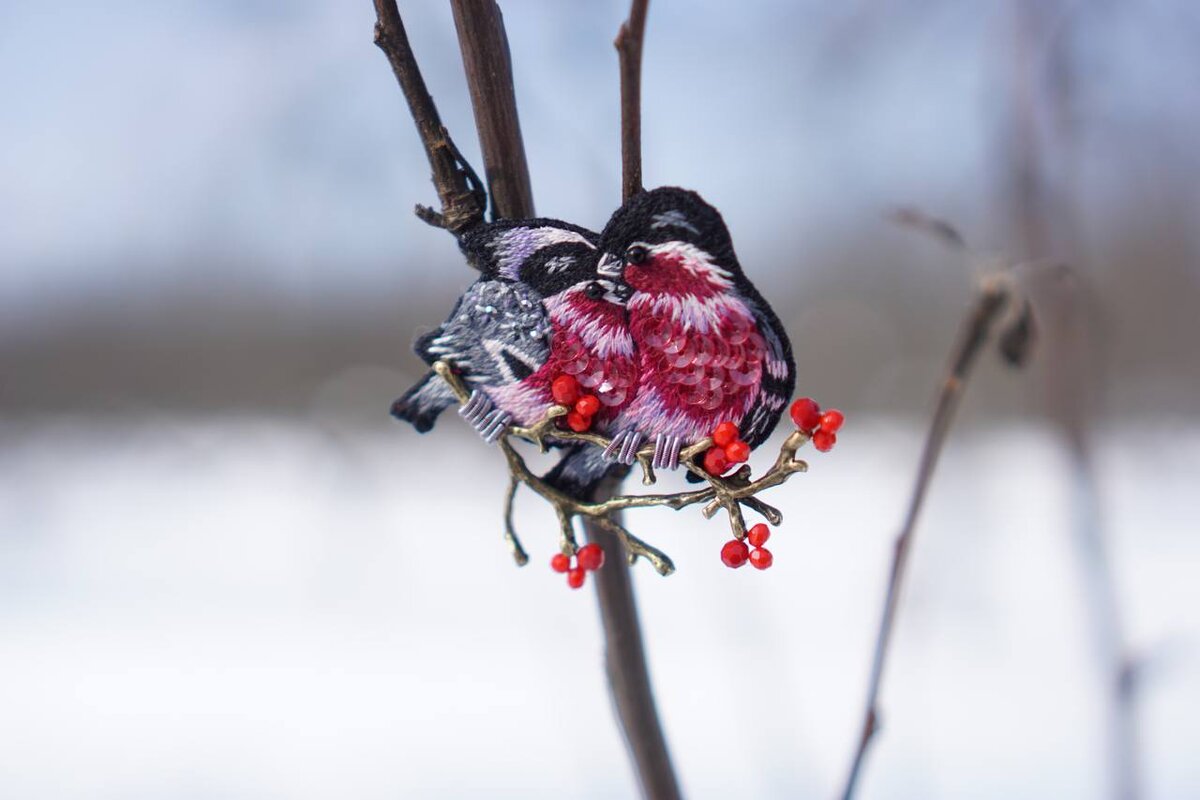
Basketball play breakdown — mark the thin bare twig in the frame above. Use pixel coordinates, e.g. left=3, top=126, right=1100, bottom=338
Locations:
left=448, top=0, right=536, bottom=220
left=839, top=271, right=1014, bottom=800
left=615, top=0, right=650, bottom=200
left=371, top=0, right=486, bottom=234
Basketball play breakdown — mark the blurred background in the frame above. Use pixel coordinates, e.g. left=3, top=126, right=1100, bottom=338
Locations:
left=1, top=0, right=1197, bottom=797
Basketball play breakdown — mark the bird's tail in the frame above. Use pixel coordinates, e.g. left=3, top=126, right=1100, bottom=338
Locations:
left=390, top=371, right=459, bottom=433
left=541, top=445, right=625, bottom=501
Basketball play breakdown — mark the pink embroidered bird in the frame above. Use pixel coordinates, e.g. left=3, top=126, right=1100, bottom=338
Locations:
left=593, top=187, right=795, bottom=473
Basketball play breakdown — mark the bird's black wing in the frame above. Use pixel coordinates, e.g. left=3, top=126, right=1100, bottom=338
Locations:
left=459, top=218, right=599, bottom=282
left=738, top=292, right=796, bottom=451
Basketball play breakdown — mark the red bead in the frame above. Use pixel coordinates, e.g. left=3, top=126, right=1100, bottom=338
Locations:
left=720, top=539, right=750, bottom=568
left=703, top=447, right=730, bottom=476
left=820, top=409, right=845, bottom=433
left=747, top=523, right=770, bottom=548
left=712, top=421, right=740, bottom=447
left=749, top=547, right=774, bottom=570
left=575, top=395, right=600, bottom=417
left=577, top=543, right=605, bottom=571
left=724, top=439, right=751, bottom=463
left=551, top=375, right=580, bottom=405
left=566, top=411, right=591, bottom=432
left=790, top=397, right=822, bottom=432
left=567, top=568, right=586, bottom=589
left=812, top=430, right=837, bottom=452
left=550, top=553, right=571, bottom=573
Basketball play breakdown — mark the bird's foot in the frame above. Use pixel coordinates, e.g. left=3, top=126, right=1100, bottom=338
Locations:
left=652, top=434, right=685, bottom=471
left=602, top=429, right=645, bottom=465
left=458, top=390, right=511, bottom=444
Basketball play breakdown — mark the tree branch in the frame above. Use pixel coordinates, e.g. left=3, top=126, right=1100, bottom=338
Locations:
left=839, top=274, right=1013, bottom=800
left=588, top=476, right=682, bottom=800
left=448, top=0, right=536, bottom=219
left=371, top=0, right=486, bottom=234
left=589, top=2, right=679, bottom=796
left=615, top=0, right=650, bottom=200
left=375, top=3, right=678, bottom=794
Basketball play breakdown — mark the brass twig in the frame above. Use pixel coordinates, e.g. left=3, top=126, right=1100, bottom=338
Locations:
left=431, top=360, right=813, bottom=574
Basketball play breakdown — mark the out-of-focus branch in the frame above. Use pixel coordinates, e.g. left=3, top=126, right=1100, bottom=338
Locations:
left=839, top=220, right=1020, bottom=799
left=1008, top=3, right=1139, bottom=798
left=371, top=0, right=486, bottom=233
left=449, top=0, right=535, bottom=220
left=615, top=0, right=650, bottom=200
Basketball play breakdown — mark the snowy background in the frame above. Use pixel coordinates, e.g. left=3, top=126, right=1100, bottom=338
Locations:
left=2, top=1, right=1199, bottom=798
left=1, top=419, right=1197, bottom=798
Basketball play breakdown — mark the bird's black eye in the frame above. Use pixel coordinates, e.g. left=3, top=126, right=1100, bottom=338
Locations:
left=626, top=245, right=649, bottom=265
left=584, top=281, right=606, bottom=299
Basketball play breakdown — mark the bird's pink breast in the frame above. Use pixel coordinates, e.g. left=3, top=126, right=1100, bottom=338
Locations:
left=488, top=294, right=637, bottom=430
left=626, top=299, right=766, bottom=441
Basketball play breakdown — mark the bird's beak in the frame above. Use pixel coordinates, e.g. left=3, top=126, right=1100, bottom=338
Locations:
left=596, top=252, right=623, bottom=278
left=593, top=278, right=632, bottom=306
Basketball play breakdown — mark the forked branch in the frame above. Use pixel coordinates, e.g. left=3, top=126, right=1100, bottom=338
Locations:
left=372, top=0, right=486, bottom=233
left=449, top=0, right=536, bottom=220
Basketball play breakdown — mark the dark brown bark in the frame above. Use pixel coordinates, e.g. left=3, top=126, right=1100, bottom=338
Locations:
left=448, top=0, right=536, bottom=220
left=371, top=0, right=485, bottom=234
left=584, top=482, right=682, bottom=800
left=615, top=0, right=650, bottom=200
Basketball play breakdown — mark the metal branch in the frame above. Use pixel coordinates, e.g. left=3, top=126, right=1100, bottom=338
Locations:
left=371, top=0, right=486, bottom=234
left=430, top=360, right=805, bottom=576
left=615, top=0, right=650, bottom=200
left=838, top=274, right=1013, bottom=800
left=448, top=0, right=535, bottom=220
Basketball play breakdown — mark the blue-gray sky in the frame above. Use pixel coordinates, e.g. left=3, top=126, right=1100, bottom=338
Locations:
left=2, top=1, right=1197, bottom=333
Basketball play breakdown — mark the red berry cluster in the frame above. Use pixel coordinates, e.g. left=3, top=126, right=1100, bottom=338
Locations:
left=550, top=542, right=606, bottom=589
left=789, top=397, right=844, bottom=452
left=702, top=420, right=752, bottom=476
left=552, top=375, right=601, bottom=433
left=721, top=523, right=774, bottom=570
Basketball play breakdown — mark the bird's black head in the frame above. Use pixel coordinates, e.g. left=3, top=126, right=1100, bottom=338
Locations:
left=457, top=218, right=626, bottom=301
left=595, top=187, right=739, bottom=276
left=595, top=187, right=742, bottom=297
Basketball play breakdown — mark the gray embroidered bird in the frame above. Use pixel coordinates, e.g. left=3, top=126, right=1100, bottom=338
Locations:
left=392, top=219, right=639, bottom=496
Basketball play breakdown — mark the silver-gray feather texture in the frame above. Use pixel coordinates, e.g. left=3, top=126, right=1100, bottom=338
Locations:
left=416, top=280, right=551, bottom=386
